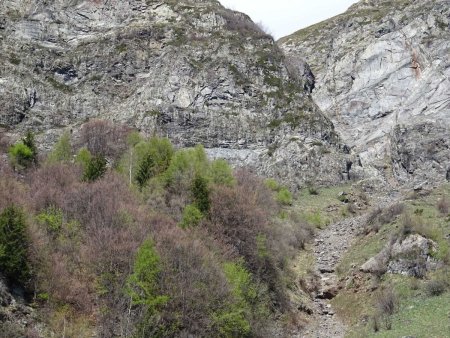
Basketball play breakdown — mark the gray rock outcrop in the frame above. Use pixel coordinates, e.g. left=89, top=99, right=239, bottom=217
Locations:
left=360, top=234, right=439, bottom=277
left=0, top=274, right=42, bottom=336
left=279, top=0, right=450, bottom=186
left=0, top=0, right=348, bottom=188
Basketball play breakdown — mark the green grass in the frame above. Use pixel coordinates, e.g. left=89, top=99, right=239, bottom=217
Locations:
left=291, top=247, right=315, bottom=279
left=333, top=184, right=450, bottom=337
left=337, top=223, right=391, bottom=276
left=294, top=184, right=363, bottom=228
left=332, top=290, right=376, bottom=326
left=348, top=292, right=450, bottom=338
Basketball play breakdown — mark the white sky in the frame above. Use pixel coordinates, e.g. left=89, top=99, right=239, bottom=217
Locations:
left=219, top=0, right=358, bottom=39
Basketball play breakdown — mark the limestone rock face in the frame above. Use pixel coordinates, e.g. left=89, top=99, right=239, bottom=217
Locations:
left=279, top=0, right=450, bottom=186
left=360, top=234, right=439, bottom=277
left=0, top=0, right=347, bottom=188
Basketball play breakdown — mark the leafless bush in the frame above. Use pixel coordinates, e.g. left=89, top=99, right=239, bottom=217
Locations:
left=0, top=175, right=28, bottom=211
left=79, top=119, right=130, bottom=161
left=209, top=170, right=293, bottom=309
left=437, top=196, right=449, bottom=215
left=0, top=130, right=11, bottom=153
left=376, top=288, right=398, bottom=316
left=28, top=220, right=94, bottom=314
left=365, top=203, right=404, bottom=234
left=151, top=224, right=230, bottom=337
left=371, top=315, right=380, bottom=332
left=209, top=171, right=274, bottom=263
left=424, top=279, right=447, bottom=296
left=29, top=166, right=151, bottom=332
left=219, top=9, right=273, bottom=39
left=379, top=203, right=404, bottom=224
left=29, top=163, right=82, bottom=211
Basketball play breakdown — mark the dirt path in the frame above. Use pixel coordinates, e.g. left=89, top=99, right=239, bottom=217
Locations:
left=298, top=189, right=401, bottom=338
left=300, top=214, right=367, bottom=338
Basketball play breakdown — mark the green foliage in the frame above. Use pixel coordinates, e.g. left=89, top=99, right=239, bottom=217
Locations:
left=8, top=142, right=33, bottom=169
left=75, top=147, right=92, bottom=169
left=134, top=137, right=174, bottom=188
left=126, top=239, right=168, bottom=312
left=164, top=145, right=208, bottom=188
left=224, top=262, right=257, bottom=304
left=178, top=204, right=203, bottom=229
left=47, top=132, right=71, bottom=163
left=276, top=187, right=293, bottom=205
left=308, top=186, right=319, bottom=195
left=23, top=130, right=37, bottom=163
left=8, top=131, right=38, bottom=169
left=127, top=131, right=143, bottom=147
left=83, top=155, right=107, bottom=182
left=264, top=178, right=280, bottom=191
left=213, top=309, right=251, bottom=337
left=256, top=234, right=268, bottom=259
left=135, top=153, right=155, bottom=189
left=119, top=137, right=173, bottom=188
left=213, top=262, right=258, bottom=337
left=209, top=159, right=235, bottom=186
left=36, top=206, right=64, bottom=234
left=0, top=206, right=30, bottom=284
left=305, top=210, right=330, bottom=229
left=192, top=174, right=210, bottom=214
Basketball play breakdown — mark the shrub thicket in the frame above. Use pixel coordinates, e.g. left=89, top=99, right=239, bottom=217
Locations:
left=3, top=123, right=311, bottom=337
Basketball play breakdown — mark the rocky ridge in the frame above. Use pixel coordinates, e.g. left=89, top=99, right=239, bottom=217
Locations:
left=0, top=0, right=350, bottom=188
left=280, top=0, right=450, bottom=187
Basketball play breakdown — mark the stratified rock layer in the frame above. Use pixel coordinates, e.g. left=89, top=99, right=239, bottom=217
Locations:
left=280, top=0, right=450, bottom=186
left=0, top=0, right=347, bottom=188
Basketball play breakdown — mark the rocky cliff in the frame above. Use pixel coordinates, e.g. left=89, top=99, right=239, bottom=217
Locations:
left=0, top=0, right=348, bottom=188
left=280, top=0, right=450, bottom=187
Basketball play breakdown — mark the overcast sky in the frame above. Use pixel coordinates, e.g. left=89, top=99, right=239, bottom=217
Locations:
left=219, top=0, right=357, bottom=39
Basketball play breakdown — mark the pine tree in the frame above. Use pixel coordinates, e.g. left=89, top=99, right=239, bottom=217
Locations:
left=0, top=206, right=30, bottom=284
left=192, top=174, right=210, bottom=214
left=22, top=130, right=38, bottom=165
left=135, top=154, right=154, bottom=189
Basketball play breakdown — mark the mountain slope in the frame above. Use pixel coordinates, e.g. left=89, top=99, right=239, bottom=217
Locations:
left=0, top=0, right=347, bottom=188
left=280, top=0, right=450, bottom=187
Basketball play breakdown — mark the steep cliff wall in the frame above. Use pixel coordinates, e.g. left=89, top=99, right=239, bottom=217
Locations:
left=280, top=0, right=450, bottom=186
left=0, top=0, right=347, bottom=188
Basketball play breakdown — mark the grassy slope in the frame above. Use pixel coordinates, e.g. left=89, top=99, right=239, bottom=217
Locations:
left=334, top=184, right=450, bottom=337
left=294, top=183, right=367, bottom=229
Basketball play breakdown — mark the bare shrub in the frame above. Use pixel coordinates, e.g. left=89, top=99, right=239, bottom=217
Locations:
left=64, top=172, right=134, bottom=230
left=29, top=163, right=82, bottom=211
left=376, top=287, right=398, bottom=317
left=365, top=203, right=404, bottom=234
left=28, top=220, right=94, bottom=314
left=209, top=170, right=293, bottom=309
left=424, top=279, right=447, bottom=297
left=0, top=175, right=28, bottom=211
left=379, top=203, right=404, bottom=224
left=437, top=196, right=449, bottom=215
left=371, top=315, right=380, bottom=332
left=219, top=9, right=272, bottom=39
left=79, top=119, right=130, bottom=161
left=0, top=130, right=11, bottom=153
left=29, top=167, right=151, bottom=333
left=151, top=224, right=231, bottom=337
left=209, top=170, right=275, bottom=265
